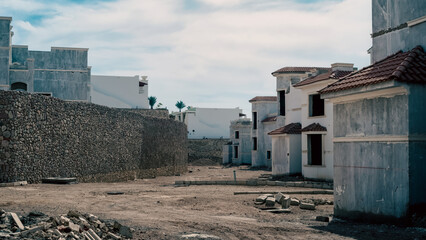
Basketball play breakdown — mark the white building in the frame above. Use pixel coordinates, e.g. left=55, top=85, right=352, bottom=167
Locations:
left=173, top=107, right=243, bottom=139
left=269, top=67, right=330, bottom=177
left=293, top=63, right=354, bottom=181
left=91, top=75, right=149, bottom=109
left=249, top=96, right=278, bottom=168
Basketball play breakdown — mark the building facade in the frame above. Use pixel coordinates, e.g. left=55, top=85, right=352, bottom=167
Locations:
left=223, top=118, right=252, bottom=165
left=249, top=96, right=278, bottom=168
left=91, top=75, right=149, bottom=108
left=0, top=17, right=91, bottom=101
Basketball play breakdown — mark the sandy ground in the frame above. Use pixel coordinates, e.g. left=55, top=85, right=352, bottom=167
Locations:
left=1, top=166, right=426, bottom=240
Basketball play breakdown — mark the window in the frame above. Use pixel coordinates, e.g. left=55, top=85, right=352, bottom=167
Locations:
left=279, top=91, right=286, bottom=116
left=234, top=146, right=239, bottom=158
left=309, top=94, right=325, bottom=117
left=308, top=134, right=322, bottom=165
left=235, top=131, right=239, bottom=139
left=252, top=112, right=257, bottom=129
left=267, top=151, right=271, bottom=160
left=253, top=137, right=257, bottom=150
left=11, top=82, right=27, bottom=91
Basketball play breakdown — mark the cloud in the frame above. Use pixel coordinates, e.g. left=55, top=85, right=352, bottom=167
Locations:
left=1, top=0, right=372, bottom=114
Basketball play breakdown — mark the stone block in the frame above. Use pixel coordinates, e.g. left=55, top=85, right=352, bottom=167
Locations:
left=281, top=196, right=291, bottom=209
left=290, top=198, right=300, bottom=206
left=265, top=197, right=276, bottom=207
left=275, top=193, right=284, bottom=204
left=10, top=212, right=24, bottom=230
left=255, top=194, right=273, bottom=203
left=300, top=202, right=316, bottom=210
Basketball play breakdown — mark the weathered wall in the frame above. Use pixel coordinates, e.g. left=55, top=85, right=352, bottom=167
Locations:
left=229, top=119, right=252, bottom=165
left=371, top=0, right=426, bottom=63
left=188, top=139, right=229, bottom=165
left=333, top=93, right=411, bottom=220
left=0, top=90, right=187, bottom=183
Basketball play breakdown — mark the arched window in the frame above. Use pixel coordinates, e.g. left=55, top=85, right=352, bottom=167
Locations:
left=11, top=82, right=27, bottom=91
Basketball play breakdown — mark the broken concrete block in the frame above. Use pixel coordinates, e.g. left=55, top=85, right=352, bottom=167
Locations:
left=281, top=196, right=291, bottom=209
left=256, top=194, right=273, bottom=203
left=265, top=197, right=276, bottom=207
left=69, top=221, right=80, bottom=232
left=10, top=213, right=24, bottom=230
left=60, top=216, right=71, bottom=225
left=290, top=198, right=300, bottom=206
left=88, top=229, right=102, bottom=240
left=275, top=193, right=284, bottom=204
left=67, top=210, right=81, bottom=218
left=316, top=216, right=330, bottom=222
left=300, top=202, right=316, bottom=210
left=20, top=226, right=43, bottom=237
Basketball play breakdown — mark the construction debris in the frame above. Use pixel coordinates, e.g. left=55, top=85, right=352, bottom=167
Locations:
left=0, top=209, right=133, bottom=239
left=299, top=202, right=316, bottom=210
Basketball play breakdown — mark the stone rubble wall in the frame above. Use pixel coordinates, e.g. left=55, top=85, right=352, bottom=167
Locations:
left=0, top=90, right=187, bottom=183
left=188, top=139, right=230, bottom=165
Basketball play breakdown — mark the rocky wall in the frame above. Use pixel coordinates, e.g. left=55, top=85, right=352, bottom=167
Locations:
left=188, top=139, right=229, bottom=165
left=0, top=90, right=187, bottom=183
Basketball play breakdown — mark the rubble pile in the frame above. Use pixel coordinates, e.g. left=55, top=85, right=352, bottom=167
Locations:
left=254, top=193, right=333, bottom=213
left=0, top=209, right=133, bottom=239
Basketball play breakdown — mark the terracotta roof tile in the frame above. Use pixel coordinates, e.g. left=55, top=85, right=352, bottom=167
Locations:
left=294, top=70, right=353, bottom=87
left=261, top=116, right=277, bottom=123
left=268, top=123, right=301, bottom=135
left=320, top=46, right=426, bottom=94
left=272, top=67, right=330, bottom=75
left=301, top=123, right=327, bottom=132
left=249, top=96, right=277, bottom=103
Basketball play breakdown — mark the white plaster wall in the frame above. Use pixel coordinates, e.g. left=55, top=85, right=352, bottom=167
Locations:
left=91, top=75, right=149, bottom=109
left=298, top=81, right=335, bottom=180
left=271, top=136, right=288, bottom=175
left=185, top=108, right=242, bottom=139
left=251, top=101, right=278, bottom=167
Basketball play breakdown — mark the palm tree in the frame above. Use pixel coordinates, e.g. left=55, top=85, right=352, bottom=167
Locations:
left=175, top=101, right=186, bottom=112
left=148, top=96, right=157, bottom=109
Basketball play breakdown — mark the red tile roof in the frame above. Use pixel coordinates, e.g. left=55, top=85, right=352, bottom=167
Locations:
left=261, top=116, right=277, bottom=123
left=293, top=70, right=353, bottom=87
left=272, top=67, right=330, bottom=75
left=301, top=123, right=327, bottom=132
left=268, top=123, right=301, bottom=135
left=249, top=96, right=277, bottom=103
left=320, top=46, right=426, bottom=94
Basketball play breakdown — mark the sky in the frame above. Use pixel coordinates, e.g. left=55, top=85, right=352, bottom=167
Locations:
left=0, top=0, right=372, bottom=114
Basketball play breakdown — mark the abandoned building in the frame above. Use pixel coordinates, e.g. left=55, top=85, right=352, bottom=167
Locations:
left=222, top=118, right=252, bottom=165
left=319, top=0, right=426, bottom=221
left=249, top=96, right=277, bottom=168
left=0, top=17, right=91, bottom=101
left=91, top=75, right=149, bottom=109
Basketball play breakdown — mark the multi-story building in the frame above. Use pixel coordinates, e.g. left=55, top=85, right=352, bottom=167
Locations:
left=223, top=118, right=252, bottom=165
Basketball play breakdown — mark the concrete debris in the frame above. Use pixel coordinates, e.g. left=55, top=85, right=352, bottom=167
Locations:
left=280, top=194, right=291, bottom=209
left=275, top=193, right=285, bottom=204
left=290, top=198, right=300, bottom=206
left=265, top=197, right=276, bottom=207
left=0, top=209, right=133, bottom=239
left=255, top=194, right=273, bottom=203
left=316, top=216, right=330, bottom=222
left=299, top=202, right=316, bottom=210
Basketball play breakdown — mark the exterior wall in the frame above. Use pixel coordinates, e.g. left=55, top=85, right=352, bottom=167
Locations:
left=371, top=0, right=426, bottom=63
left=222, top=144, right=232, bottom=165
left=299, top=81, right=334, bottom=181
left=0, top=90, right=187, bottom=183
left=251, top=101, right=277, bottom=167
left=229, top=119, right=252, bottom=165
left=188, top=139, right=229, bottom=165
left=331, top=89, right=411, bottom=220
left=271, top=134, right=301, bottom=176
left=0, top=18, right=11, bottom=90
left=91, top=75, right=149, bottom=109
left=179, top=107, right=242, bottom=139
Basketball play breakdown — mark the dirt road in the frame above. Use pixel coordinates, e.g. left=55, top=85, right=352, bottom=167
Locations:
left=1, top=166, right=425, bottom=239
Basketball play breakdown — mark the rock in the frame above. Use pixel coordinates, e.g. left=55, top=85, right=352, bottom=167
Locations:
left=20, top=225, right=44, bottom=237
left=28, top=211, right=45, bottom=217
left=69, top=221, right=80, bottom=232
left=290, top=198, right=300, bottom=206
left=281, top=196, right=291, bottom=209
left=300, top=202, right=316, bottom=210
left=265, top=197, right=276, bottom=207
left=67, top=210, right=81, bottom=218
left=275, top=193, right=285, bottom=204
left=119, top=225, right=133, bottom=238
left=316, top=216, right=330, bottom=222
left=108, top=232, right=122, bottom=239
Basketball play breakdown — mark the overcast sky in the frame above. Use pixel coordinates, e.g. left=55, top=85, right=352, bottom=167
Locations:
left=0, top=0, right=372, bottom=114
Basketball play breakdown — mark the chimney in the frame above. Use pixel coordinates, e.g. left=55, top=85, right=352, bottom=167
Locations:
left=331, top=63, right=354, bottom=72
